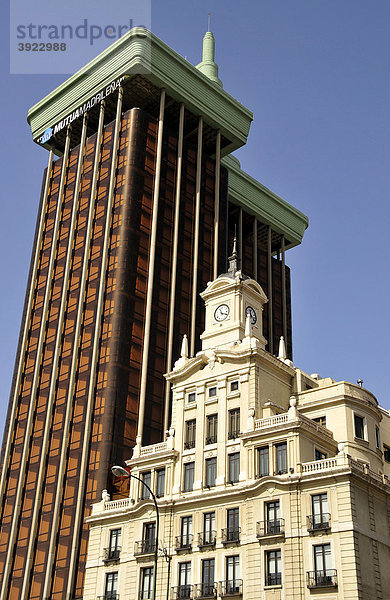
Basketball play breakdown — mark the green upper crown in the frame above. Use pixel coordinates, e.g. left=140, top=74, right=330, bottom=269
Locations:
left=196, top=31, right=223, bottom=87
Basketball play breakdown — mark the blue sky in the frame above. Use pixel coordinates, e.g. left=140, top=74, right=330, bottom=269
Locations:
left=0, top=0, right=389, bottom=435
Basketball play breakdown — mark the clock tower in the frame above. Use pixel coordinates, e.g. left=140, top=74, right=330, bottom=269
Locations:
left=200, top=238, right=268, bottom=351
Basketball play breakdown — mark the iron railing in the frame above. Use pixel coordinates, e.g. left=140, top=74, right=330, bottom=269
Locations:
left=134, top=540, right=156, bottom=555
left=219, top=580, right=243, bottom=596
left=221, top=527, right=240, bottom=544
left=103, top=547, right=121, bottom=562
left=171, top=585, right=194, bottom=599
left=256, top=519, right=285, bottom=537
left=307, top=513, right=331, bottom=531
left=198, top=531, right=216, bottom=548
left=194, top=583, right=216, bottom=598
left=307, top=570, right=338, bottom=588
left=175, top=534, right=193, bottom=551
left=265, top=573, right=282, bottom=586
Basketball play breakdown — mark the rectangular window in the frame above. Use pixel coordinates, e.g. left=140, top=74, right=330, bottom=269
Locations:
left=226, top=555, right=240, bottom=592
left=275, top=442, right=287, bottom=474
left=140, top=567, right=154, bottom=600
left=266, top=500, right=281, bottom=534
left=354, top=414, right=365, bottom=440
left=143, top=522, right=156, bottom=553
left=202, top=559, right=215, bottom=596
left=108, top=528, right=121, bottom=560
left=206, top=414, right=218, bottom=444
left=311, top=493, right=329, bottom=529
left=228, top=453, right=240, bottom=483
left=203, top=512, right=215, bottom=545
left=205, top=457, right=217, bottom=487
left=228, top=409, right=240, bottom=439
left=183, top=462, right=194, bottom=492
left=208, top=386, right=217, bottom=398
left=226, top=508, right=239, bottom=542
left=178, top=562, right=191, bottom=598
left=258, top=446, right=269, bottom=477
left=315, top=448, right=327, bottom=461
left=105, top=572, right=118, bottom=599
left=141, top=471, right=151, bottom=499
left=265, top=550, right=282, bottom=586
left=181, top=516, right=193, bottom=547
left=313, top=544, right=332, bottom=585
left=156, top=469, right=165, bottom=498
left=187, top=391, right=196, bottom=403
left=230, top=381, right=239, bottom=392
left=185, top=419, right=196, bottom=450
left=313, top=416, right=326, bottom=428
left=384, top=445, right=390, bottom=463
left=376, top=427, right=381, bottom=449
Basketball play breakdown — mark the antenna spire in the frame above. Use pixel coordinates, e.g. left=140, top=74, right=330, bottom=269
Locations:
left=208, top=13, right=211, bottom=31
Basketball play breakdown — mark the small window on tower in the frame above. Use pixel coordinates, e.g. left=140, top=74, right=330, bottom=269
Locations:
left=208, top=386, right=217, bottom=398
left=230, top=381, right=239, bottom=392
left=187, top=391, right=196, bottom=404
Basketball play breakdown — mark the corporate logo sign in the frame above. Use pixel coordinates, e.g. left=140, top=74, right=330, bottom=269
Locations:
left=10, top=0, right=151, bottom=74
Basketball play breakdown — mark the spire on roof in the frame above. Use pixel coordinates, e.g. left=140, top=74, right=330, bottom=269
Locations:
left=227, top=232, right=239, bottom=276
left=196, top=20, right=223, bottom=87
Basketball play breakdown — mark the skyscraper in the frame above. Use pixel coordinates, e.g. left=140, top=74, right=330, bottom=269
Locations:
left=0, top=28, right=307, bottom=599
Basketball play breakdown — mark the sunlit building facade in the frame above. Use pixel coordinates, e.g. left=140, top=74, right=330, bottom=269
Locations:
left=0, top=28, right=308, bottom=600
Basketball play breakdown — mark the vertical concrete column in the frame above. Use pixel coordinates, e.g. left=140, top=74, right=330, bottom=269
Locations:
left=42, top=101, right=106, bottom=600
left=137, top=88, right=166, bottom=441
left=20, top=115, right=88, bottom=600
left=164, top=103, right=185, bottom=434
left=0, top=144, right=53, bottom=503
left=0, top=128, right=71, bottom=600
left=65, top=88, right=124, bottom=600
left=213, top=130, right=221, bottom=279
left=253, top=217, right=258, bottom=280
left=281, top=234, right=287, bottom=346
left=267, top=225, right=273, bottom=354
left=238, top=207, right=243, bottom=265
left=190, top=116, right=203, bottom=357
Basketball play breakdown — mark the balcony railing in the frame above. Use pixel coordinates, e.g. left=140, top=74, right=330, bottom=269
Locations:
left=134, top=540, right=156, bottom=555
left=265, top=574, right=282, bottom=586
left=184, top=440, right=195, bottom=450
left=307, top=570, right=338, bottom=588
left=97, top=594, right=119, bottom=600
left=205, top=436, right=217, bottom=445
left=198, top=531, right=216, bottom=548
left=307, top=514, right=331, bottom=532
left=219, top=580, right=243, bottom=596
left=171, top=585, right=194, bottom=600
left=256, top=519, right=285, bottom=537
left=228, top=431, right=240, bottom=440
left=194, top=583, right=216, bottom=598
left=175, top=534, right=193, bottom=551
left=103, top=547, right=121, bottom=562
left=221, top=527, right=240, bottom=544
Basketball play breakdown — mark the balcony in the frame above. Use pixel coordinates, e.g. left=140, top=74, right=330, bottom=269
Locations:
left=184, top=440, right=195, bottom=450
left=307, top=570, right=338, bottom=588
left=205, top=436, right=217, bottom=445
left=265, top=574, right=282, bottom=587
left=256, top=519, right=285, bottom=538
left=97, top=595, right=119, bottom=600
left=175, top=534, right=193, bottom=552
left=194, top=583, right=216, bottom=598
left=307, top=514, right=331, bottom=532
left=171, top=585, right=194, bottom=600
left=103, top=547, right=121, bottom=562
left=228, top=431, right=240, bottom=440
left=219, top=580, right=243, bottom=597
left=198, top=531, right=216, bottom=548
left=134, top=540, right=156, bottom=556
left=221, top=527, right=240, bottom=545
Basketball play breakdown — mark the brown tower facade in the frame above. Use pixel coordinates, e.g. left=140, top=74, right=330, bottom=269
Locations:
left=0, top=29, right=307, bottom=600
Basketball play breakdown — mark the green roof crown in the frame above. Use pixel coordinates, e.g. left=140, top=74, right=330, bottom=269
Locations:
left=196, top=30, right=223, bottom=87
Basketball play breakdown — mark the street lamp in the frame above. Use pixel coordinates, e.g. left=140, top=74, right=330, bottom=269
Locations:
left=111, top=465, right=159, bottom=600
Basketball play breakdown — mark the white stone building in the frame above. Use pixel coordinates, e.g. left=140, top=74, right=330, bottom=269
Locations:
left=83, top=253, right=390, bottom=600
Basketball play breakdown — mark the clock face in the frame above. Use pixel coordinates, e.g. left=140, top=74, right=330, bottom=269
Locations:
left=245, top=305, right=257, bottom=325
left=214, top=304, right=230, bottom=322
